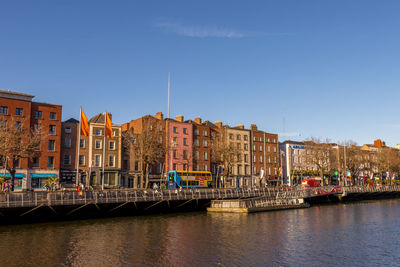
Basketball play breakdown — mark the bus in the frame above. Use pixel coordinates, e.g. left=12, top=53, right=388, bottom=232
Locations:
left=167, top=170, right=212, bottom=189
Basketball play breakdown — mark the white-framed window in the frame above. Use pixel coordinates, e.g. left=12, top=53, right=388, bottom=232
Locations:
left=63, top=154, right=71, bottom=165
left=65, top=138, right=71, bottom=148
left=259, top=145, right=263, bottom=152
left=109, top=155, right=115, bottom=167
left=49, top=125, right=56, bottom=135
left=268, top=157, right=271, bottom=163
left=95, top=129, right=102, bottom=136
left=253, top=166, right=256, bottom=174
left=95, top=155, right=101, bottom=167
left=50, top=112, right=56, bottom=120
left=65, top=127, right=71, bottom=133
left=194, top=139, right=199, bottom=146
left=253, top=155, right=256, bottom=163
left=0, top=106, right=8, bottom=115
left=109, top=141, right=115, bottom=150
left=113, top=130, right=117, bottom=137
left=273, top=147, right=277, bottom=152
left=48, top=140, right=55, bottom=151
left=173, top=127, right=178, bottom=133
left=95, top=140, right=102, bottom=149
left=34, top=111, right=42, bottom=119
left=268, top=167, right=271, bottom=175
left=203, top=130, right=208, bottom=136
left=80, top=139, right=85, bottom=148
left=203, top=140, right=207, bottom=147
left=79, top=155, right=85, bottom=166
left=274, top=168, right=277, bottom=175
left=244, top=144, right=248, bottom=150
left=259, top=155, right=263, bottom=163
left=16, top=108, right=23, bottom=116
left=244, top=135, right=248, bottom=141
left=204, top=164, right=208, bottom=171
left=267, top=146, right=271, bottom=152
left=203, top=151, right=208, bottom=160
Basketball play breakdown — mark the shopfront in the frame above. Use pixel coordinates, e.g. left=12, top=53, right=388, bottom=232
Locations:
left=31, top=173, right=57, bottom=189
left=2, top=173, right=24, bottom=190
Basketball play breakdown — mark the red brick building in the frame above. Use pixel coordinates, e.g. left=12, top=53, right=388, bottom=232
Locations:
left=0, top=90, right=62, bottom=190
left=186, top=117, right=212, bottom=172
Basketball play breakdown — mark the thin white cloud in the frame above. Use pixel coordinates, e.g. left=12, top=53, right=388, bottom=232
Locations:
left=156, top=22, right=244, bottom=38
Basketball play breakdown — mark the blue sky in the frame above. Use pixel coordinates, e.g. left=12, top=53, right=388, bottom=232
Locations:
left=1, top=0, right=400, bottom=146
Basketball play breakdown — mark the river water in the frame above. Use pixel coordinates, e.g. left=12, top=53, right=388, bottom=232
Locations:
left=0, top=199, right=399, bottom=267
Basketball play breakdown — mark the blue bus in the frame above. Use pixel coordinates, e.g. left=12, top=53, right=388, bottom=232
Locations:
left=167, top=170, right=212, bottom=189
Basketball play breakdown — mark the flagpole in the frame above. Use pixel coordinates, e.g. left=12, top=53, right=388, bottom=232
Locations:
left=102, top=112, right=106, bottom=190
left=76, top=107, right=82, bottom=186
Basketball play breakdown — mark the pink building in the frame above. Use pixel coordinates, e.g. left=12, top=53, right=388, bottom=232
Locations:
left=166, top=115, right=193, bottom=171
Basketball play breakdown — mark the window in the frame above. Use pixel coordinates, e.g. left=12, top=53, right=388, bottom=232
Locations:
left=268, top=167, right=271, bottom=175
left=183, top=138, right=188, bottom=146
left=135, top=161, right=139, bottom=170
left=35, top=111, right=42, bottom=119
left=195, top=151, right=199, bottom=160
left=244, top=154, right=248, bottom=163
left=253, top=166, right=257, bottom=174
left=63, top=154, right=71, bottom=165
left=172, top=137, right=177, bottom=145
left=15, top=158, right=20, bottom=168
left=65, top=127, right=71, bottom=133
left=95, top=140, right=102, bottom=149
left=15, top=121, right=22, bottom=128
left=204, top=164, right=208, bottom=171
left=50, top=112, right=56, bottom=120
left=48, top=156, right=54, bottom=168
left=16, top=108, right=23, bottom=116
left=245, top=165, right=249, bottom=175
left=96, top=129, right=102, bottom=136
left=194, top=139, right=199, bottom=146
left=253, top=155, right=256, bottom=163
left=183, top=128, right=187, bottom=134
left=259, top=145, right=263, bottom=152
left=35, top=141, right=41, bottom=151
left=273, top=147, right=277, bottom=152
left=203, top=140, right=207, bottom=147
left=49, top=125, right=56, bottom=135
left=32, top=157, right=39, bottom=168
left=183, top=150, right=187, bottom=160
left=173, top=150, right=177, bottom=159
left=237, top=143, right=241, bottom=150
left=194, top=129, right=199, bottom=135
left=109, top=141, right=115, bottom=150
left=267, top=146, right=271, bottom=152
left=253, top=145, right=256, bottom=151
left=95, top=155, right=101, bottom=167
left=229, top=134, right=233, bottom=140
left=259, top=137, right=262, bottom=142
left=244, top=144, right=248, bottom=151
left=113, top=130, right=117, bottom=137
left=80, top=139, right=85, bottom=148
left=268, top=157, right=271, bottom=163
left=173, top=127, right=177, bottom=133
left=0, top=106, right=8, bottom=115
left=204, top=151, right=208, bottom=160
left=253, top=136, right=256, bottom=141
left=173, top=163, right=177, bottom=170
left=267, top=138, right=270, bottom=143
left=48, top=140, right=55, bottom=151
left=237, top=134, right=241, bottom=140
left=109, top=155, right=115, bottom=167
left=79, top=155, right=85, bottom=166
left=203, top=130, right=208, bottom=136
left=273, top=139, right=276, bottom=143
left=238, top=165, right=242, bottom=175
left=244, top=135, right=248, bottom=141
left=65, top=138, right=71, bottom=148
left=259, top=155, right=263, bottom=163
left=274, top=168, right=277, bottom=175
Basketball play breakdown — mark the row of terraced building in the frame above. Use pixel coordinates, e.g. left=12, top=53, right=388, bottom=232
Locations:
left=0, top=90, right=279, bottom=190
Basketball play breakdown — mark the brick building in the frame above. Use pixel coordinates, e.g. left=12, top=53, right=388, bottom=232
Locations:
left=0, top=90, right=62, bottom=190
left=60, top=118, right=79, bottom=185
left=186, top=117, right=212, bottom=172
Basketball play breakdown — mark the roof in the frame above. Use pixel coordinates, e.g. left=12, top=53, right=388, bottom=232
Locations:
left=63, top=118, right=79, bottom=123
left=0, top=90, right=34, bottom=98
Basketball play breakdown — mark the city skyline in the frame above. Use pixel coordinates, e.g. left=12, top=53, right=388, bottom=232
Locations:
left=1, top=0, right=400, bottom=146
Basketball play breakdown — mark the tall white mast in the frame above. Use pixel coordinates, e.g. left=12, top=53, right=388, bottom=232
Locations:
left=167, top=72, right=170, bottom=119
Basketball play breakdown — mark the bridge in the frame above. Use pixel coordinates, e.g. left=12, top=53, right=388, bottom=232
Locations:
left=0, top=185, right=399, bottom=221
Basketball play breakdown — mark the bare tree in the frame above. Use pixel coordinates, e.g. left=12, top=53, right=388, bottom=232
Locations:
left=123, top=120, right=167, bottom=189
left=304, top=138, right=335, bottom=186
left=0, top=117, right=41, bottom=191
left=210, top=129, right=240, bottom=188
left=376, top=148, right=400, bottom=184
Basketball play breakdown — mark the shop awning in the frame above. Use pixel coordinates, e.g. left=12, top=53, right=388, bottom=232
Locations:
left=31, top=173, right=57, bottom=178
left=1, top=173, right=24, bottom=178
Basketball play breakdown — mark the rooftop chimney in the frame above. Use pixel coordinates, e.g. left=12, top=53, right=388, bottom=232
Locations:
left=194, top=117, right=202, bottom=124
left=236, top=124, right=245, bottom=129
left=176, top=115, right=184, bottom=122
left=214, top=121, right=223, bottom=128
left=250, top=124, right=258, bottom=131
left=155, top=112, right=164, bottom=120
